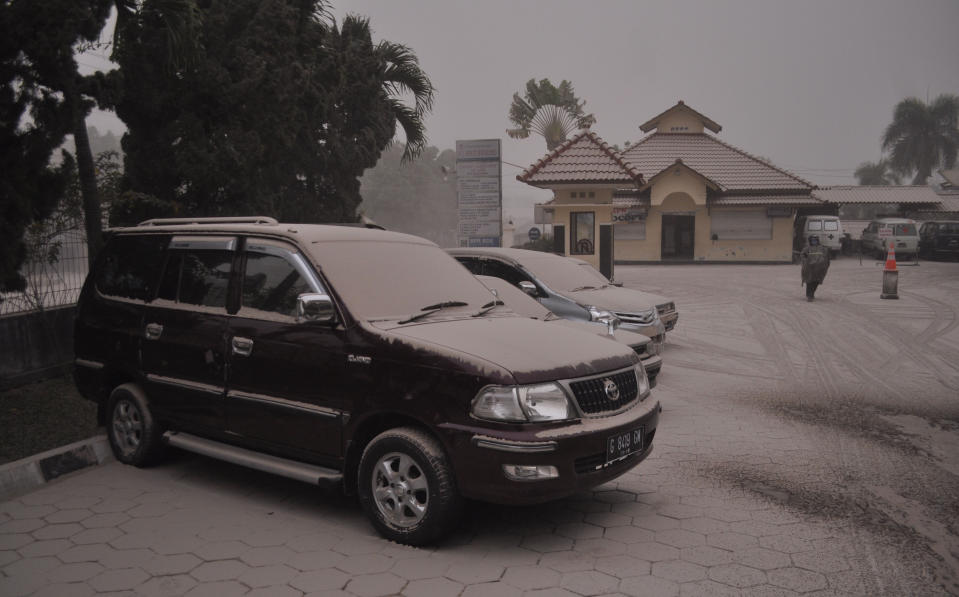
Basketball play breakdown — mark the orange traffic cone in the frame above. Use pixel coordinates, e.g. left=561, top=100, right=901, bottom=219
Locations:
left=881, top=241, right=899, bottom=299
left=884, top=242, right=897, bottom=271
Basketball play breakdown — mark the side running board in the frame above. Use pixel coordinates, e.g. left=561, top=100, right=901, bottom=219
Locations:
left=163, top=431, right=342, bottom=487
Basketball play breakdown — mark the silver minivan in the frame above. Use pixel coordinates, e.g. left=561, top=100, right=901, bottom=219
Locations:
left=861, top=218, right=919, bottom=260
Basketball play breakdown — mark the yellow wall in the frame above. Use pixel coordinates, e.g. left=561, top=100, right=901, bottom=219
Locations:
left=548, top=200, right=611, bottom=270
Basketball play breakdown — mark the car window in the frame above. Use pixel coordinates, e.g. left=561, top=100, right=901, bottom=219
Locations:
left=517, top=254, right=609, bottom=292
left=823, top=221, right=839, bottom=231
left=95, top=235, right=169, bottom=300
left=157, top=250, right=233, bottom=308
left=483, top=259, right=530, bottom=287
left=942, top=223, right=959, bottom=234
left=807, top=220, right=823, bottom=231
left=241, top=250, right=318, bottom=318
left=456, top=257, right=484, bottom=275
left=894, top=223, right=916, bottom=235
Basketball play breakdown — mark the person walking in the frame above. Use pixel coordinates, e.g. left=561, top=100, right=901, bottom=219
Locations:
left=800, top=235, right=830, bottom=301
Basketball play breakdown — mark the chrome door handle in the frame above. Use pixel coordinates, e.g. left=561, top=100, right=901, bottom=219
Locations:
left=232, top=336, right=254, bottom=357
left=145, top=323, right=163, bottom=340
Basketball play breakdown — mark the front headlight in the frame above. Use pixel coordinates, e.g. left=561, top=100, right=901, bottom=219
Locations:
left=472, top=382, right=573, bottom=422
left=635, top=364, right=650, bottom=398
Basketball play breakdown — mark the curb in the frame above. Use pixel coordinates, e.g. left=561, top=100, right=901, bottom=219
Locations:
left=0, top=434, right=113, bottom=501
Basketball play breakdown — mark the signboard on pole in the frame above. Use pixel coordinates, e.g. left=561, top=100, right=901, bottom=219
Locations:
left=456, top=139, right=502, bottom=247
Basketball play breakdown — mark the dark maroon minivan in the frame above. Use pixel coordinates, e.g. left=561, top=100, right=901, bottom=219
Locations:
left=74, top=217, right=660, bottom=544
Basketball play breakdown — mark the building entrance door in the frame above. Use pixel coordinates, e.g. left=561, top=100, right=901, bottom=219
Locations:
left=662, top=214, right=695, bottom=260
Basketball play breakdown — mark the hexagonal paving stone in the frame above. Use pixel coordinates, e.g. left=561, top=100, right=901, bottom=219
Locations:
left=708, top=563, right=767, bottom=588
left=29, top=581, right=95, bottom=597
left=152, top=534, right=205, bottom=555
left=538, top=550, right=596, bottom=573
left=57, top=543, right=115, bottom=563
left=191, top=540, right=249, bottom=561
left=556, top=523, right=605, bottom=540
left=521, top=589, right=580, bottom=597
left=584, top=512, right=632, bottom=528
left=732, top=547, right=792, bottom=571
left=679, top=517, right=731, bottom=536
left=32, top=522, right=84, bottom=540
left=758, top=535, right=812, bottom=555
left=190, top=559, right=251, bottom=582
left=290, top=568, right=352, bottom=592
left=740, top=584, right=800, bottom=597
left=679, top=579, right=744, bottom=597
left=402, top=576, right=463, bottom=597
left=604, top=526, right=655, bottom=545
left=656, top=504, right=703, bottom=520
left=502, top=565, right=561, bottom=590
left=791, top=550, right=851, bottom=574
left=345, top=572, right=407, bottom=597
left=0, top=572, right=47, bottom=597
left=573, top=538, right=628, bottom=558
left=91, top=499, right=138, bottom=514
left=71, top=527, right=124, bottom=545
left=3, top=555, right=61, bottom=576
left=287, top=549, right=347, bottom=572
left=46, top=561, right=105, bottom=583
left=0, top=533, right=33, bottom=550
left=655, top=529, right=706, bottom=549
left=247, top=586, right=301, bottom=597
left=460, top=581, right=522, bottom=597
left=19, top=538, right=72, bottom=557
left=766, top=567, right=828, bottom=592
left=100, top=547, right=155, bottom=570
left=334, top=553, right=394, bottom=575
left=238, top=563, right=298, bottom=588
left=707, top=532, right=757, bottom=552
left=144, top=553, right=202, bottom=575
left=391, top=556, right=450, bottom=581
left=446, top=560, right=505, bottom=584
left=80, top=512, right=131, bottom=529
left=44, top=509, right=93, bottom=524
left=521, top=534, right=575, bottom=553
left=184, top=580, right=249, bottom=597
left=626, top=542, right=679, bottom=562
left=560, top=570, right=619, bottom=595
left=55, top=496, right=100, bottom=510
left=634, top=515, right=680, bottom=532
left=239, top=545, right=297, bottom=567
left=651, top=559, right=706, bottom=583
left=135, top=574, right=199, bottom=597
left=619, top=574, right=679, bottom=597
left=88, top=567, right=151, bottom=592
left=331, top=536, right=386, bottom=556
left=680, top=545, right=734, bottom=567
left=0, top=518, right=45, bottom=534
left=594, top=554, right=650, bottom=578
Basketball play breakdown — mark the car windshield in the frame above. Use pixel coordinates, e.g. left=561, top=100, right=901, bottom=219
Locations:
left=941, top=223, right=959, bottom=234
left=894, top=223, right=917, bottom=235
left=477, top=276, right=550, bottom=319
left=310, top=241, right=497, bottom=321
left=518, top=254, right=610, bottom=292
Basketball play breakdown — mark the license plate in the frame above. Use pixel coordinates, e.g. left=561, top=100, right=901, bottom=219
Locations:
left=606, top=427, right=643, bottom=463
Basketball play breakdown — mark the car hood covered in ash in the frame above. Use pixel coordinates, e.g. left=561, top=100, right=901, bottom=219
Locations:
left=561, top=285, right=668, bottom=313
left=370, top=316, right=638, bottom=385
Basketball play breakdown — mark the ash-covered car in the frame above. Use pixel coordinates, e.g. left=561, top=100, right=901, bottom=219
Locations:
left=448, top=248, right=677, bottom=350
left=476, top=275, right=662, bottom=386
left=74, top=217, right=659, bottom=545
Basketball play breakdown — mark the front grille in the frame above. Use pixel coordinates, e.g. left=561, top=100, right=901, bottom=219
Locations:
left=615, top=310, right=656, bottom=325
left=569, top=369, right=639, bottom=415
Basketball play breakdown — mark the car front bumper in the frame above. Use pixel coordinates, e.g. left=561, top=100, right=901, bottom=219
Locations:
left=438, top=398, right=660, bottom=505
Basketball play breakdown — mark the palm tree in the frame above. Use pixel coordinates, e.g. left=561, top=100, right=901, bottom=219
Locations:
left=332, top=15, right=434, bottom=162
left=881, top=94, right=959, bottom=184
left=507, top=78, right=595, bottom=151
left=854, top=159, right=901, bottom=186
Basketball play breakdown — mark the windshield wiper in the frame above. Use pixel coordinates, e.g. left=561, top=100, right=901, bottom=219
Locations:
left=570, top=284, right=608, bottom=292
left=398, top=300, right=469, bottom=324
left=472, top=299, right=505, bottom=317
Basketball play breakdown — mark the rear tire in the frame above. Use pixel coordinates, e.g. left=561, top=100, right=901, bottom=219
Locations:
left=107, top=384, right=164, bottom=467
left=358, top=427, right=462, bottom=546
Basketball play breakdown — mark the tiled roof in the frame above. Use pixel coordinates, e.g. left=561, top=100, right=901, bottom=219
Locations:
left=639, top=100, right=722, bottom=133
left=622, top=133, right=814, bottom=192
left=812, top=186, right=942, bottom=204
left=517, top=131, right=643, bottom=186
left=710, top=195, right=824, bottom=206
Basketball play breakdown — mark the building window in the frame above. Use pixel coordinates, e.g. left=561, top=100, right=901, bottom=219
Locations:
left=615, top=221, right=646, bottom=240
left=588, top=191, right=595, bottom=198
left=570, top=211, right=595, bottom=254
left=710, top=210, right=772, bottom=240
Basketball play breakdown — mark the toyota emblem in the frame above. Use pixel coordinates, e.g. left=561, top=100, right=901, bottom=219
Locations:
left=603, top=378, right=620, bottom=401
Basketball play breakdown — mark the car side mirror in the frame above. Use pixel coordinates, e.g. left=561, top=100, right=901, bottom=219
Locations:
left=518, top=281, right=537, bottom=296
left=297, top=293, right=336, bottom=324
left=611, top=280, right=624, bottom=287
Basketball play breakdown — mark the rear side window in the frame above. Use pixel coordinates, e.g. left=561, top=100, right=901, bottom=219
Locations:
left=95, top=235, right=168, bottom=300
left=157, top=250, right=234, bottom=308
left=823, top=221, right=839, bottom=231
left=894, top=224, right=917, bottom=235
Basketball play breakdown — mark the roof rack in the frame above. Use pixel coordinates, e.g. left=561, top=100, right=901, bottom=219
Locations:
left=137, top=216, right=279, bottom=227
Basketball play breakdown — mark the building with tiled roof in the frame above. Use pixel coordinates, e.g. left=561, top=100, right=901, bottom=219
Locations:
left=524, top=101, right=824, bottom=267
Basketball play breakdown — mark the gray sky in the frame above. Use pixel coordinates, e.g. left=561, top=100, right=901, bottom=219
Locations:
left=86, top=0, right=959, bottom=213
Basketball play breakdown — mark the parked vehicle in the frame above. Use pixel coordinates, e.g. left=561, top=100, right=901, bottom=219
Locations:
left=477, top=275, right=663, bottom=386
left=797, top=215, right=843, bottom=257
left=448, top=248, right=672, bottom=352
left=861, top=218, right=919, bottom=260
left=74, top=217, right=660, bottom=545
left=567, top=257, right=679, bottom=332
left=918, top=220, right=959, bottom=260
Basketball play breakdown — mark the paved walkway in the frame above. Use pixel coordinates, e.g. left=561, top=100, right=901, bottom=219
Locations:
left=2, top=258, right=957, bottom=596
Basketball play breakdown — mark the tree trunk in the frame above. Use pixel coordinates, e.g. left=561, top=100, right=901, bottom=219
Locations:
left=68, top=80, right=103, bottom=269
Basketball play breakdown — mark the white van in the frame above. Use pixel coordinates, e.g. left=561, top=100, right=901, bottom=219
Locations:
left=861, top=218, right=919, bottom=260
left=799, top=216, right=843, bottom=257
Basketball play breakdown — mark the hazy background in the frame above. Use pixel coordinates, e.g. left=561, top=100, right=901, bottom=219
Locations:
left=83, top=0, right=959, bottom=228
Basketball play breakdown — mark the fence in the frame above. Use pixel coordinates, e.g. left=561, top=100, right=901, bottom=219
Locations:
left=0, top=218, right=88, bottom=317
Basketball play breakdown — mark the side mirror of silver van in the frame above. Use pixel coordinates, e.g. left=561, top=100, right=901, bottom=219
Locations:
left=518, top=281, right=538, bottom=296
left=297, top=293, right=336, bottom=324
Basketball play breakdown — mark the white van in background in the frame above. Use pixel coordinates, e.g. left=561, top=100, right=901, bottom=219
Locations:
left=798, top=215, right=843, bottom=257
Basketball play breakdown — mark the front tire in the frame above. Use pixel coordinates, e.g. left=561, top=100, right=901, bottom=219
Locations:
left=107, top=384, right=164, bottom=467
left=358, top=427, right=462, bottom=545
